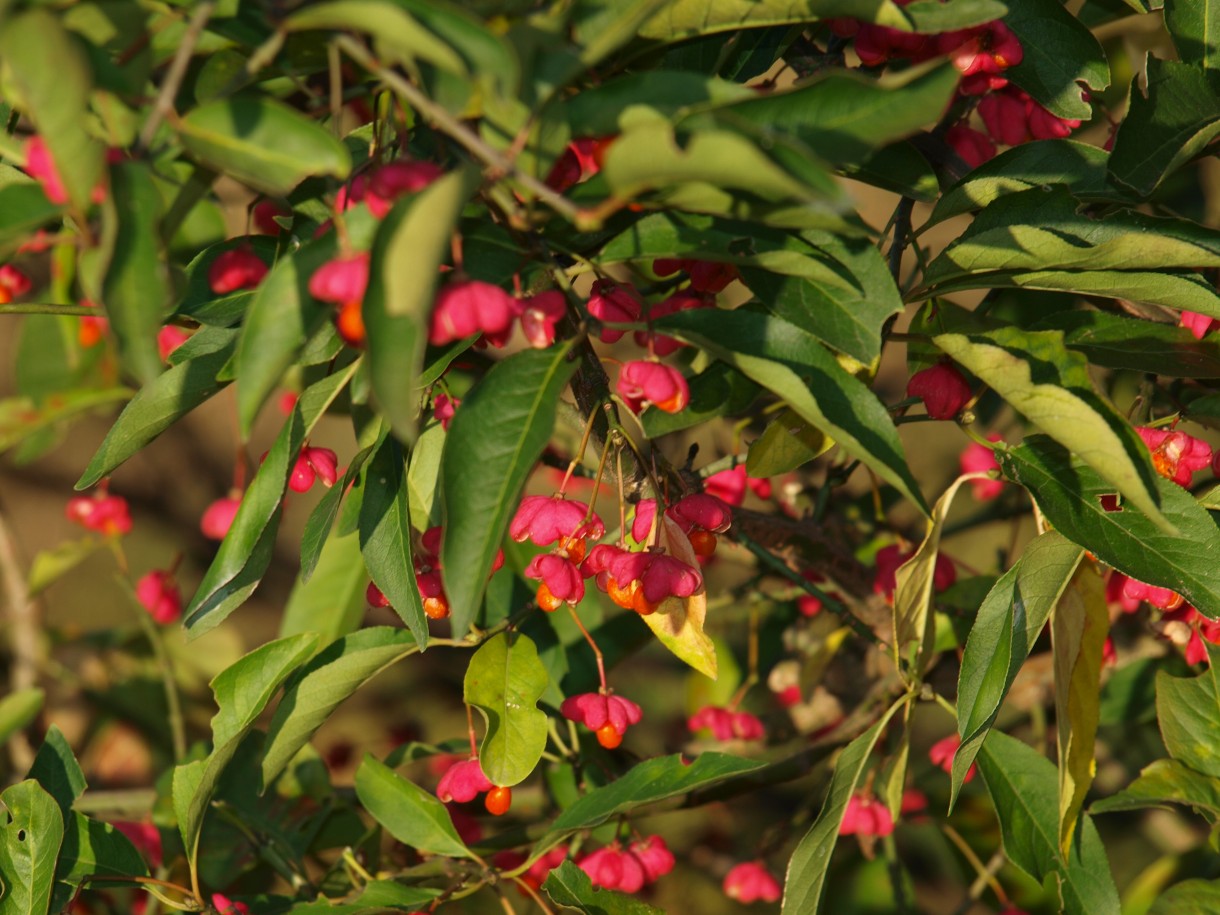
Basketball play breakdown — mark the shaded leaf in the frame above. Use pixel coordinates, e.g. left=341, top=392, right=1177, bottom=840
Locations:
left=261, top=627, right=418, bottom=786
left=1033, top=310, right=1220, bottom=378
left=544, top=860, right=664, bottom=914
left=299, top=442, right=376, bottom=582
left=745, top=407, right=831, bottom=477
left=934, top=327, right=1166, bottom=528
left=283, top=1, right=466, bottom=74
left=954, top=532, right=1085, bottom=807
left=440, top=345, right=577, bottom=637
left=1092, top=758, right=1220, bottom=823
left=354, top=754, right=471, bottom=858
left=998, top=436, right=1220, bottom=619
left=1157, top=643, right=1220, bottom=777
left=0, top=184, right=63, bottom=257
left=178, top=97, right=351, bottom=196
left=1004, top=0, right=1109, bottom=119
left=463, top=632, right=549, bottom=786
left=51, top=815, right=148, bottom=910
left=781, top=698, right=908, bottom=914
left=1149, top=880, right=1220, bottom=915
left=1165, top=0, right=1220, bottom=70
left=977, top=731, right=1120, bottom=915
left=27, top=727, right=86, bottom=816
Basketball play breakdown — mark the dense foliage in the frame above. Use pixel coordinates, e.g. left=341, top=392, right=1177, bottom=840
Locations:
left=3, top=0, right=1220, bottom=913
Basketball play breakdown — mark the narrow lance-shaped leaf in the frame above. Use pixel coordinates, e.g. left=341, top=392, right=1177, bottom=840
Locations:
left=953, top=531, right=1085, bottom=808
left=359, top=436, right=428, bottom=645
left=658, top=309, right=929, bottom=514
left=184, top=362, right=358, bottom=637
left=893, top=473, right=981, bottom=682
left=464, top=632, right=549, bottom=786
left=354, top=755, right=472, bottom=859
left=441, top=344, right=578, bottom=637
left=998, top=436, right=1220, bottom=619
left=782, top=697, right=909, bottom=914
left=261, top=627, right=418, bottom=787
left=933, top=328, right=1168, bottom=530
left=977, top=731, right=1120, bottom=915
left=1051, top=561, right=1108, bottom=854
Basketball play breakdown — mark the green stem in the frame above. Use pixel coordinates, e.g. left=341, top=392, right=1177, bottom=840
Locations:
left=0, top=302, right=100, bottom=316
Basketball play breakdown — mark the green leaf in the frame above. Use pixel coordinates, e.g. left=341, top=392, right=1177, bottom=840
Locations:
left=354, top=754, right=471, bottom=858
left=177, top=97, right=351, bottom=197
left=1108, top=57, right=1220, bottom=197
left=1157, top=643, right=1220, bottom=777
left=543, top=753, right=764, bottom=842
left=928, top=140, right=1121, bottom=226
left=287, top=880, right=442, bottom=913
left=1165, top=0, right=1220, bottom=69
left=933, top=327, right=1166, bottom=528
left=998, top=436, right=1220, bottom=619
left=359, top=436, right=428, bottom=645
left=27, top=538, right=104, bottom=596
left=283, top=1, right=466, bottom=74
left=1149, top=880, right=1220, bottom=915
left=977, top=731, right=1120, bottom=915
left=658, top=309, right=928, bottom=514
left=261, top=627, right=418, bottom=786
left=638, top=0, right=1007, bottom=40
left=300, top=441, right=376, bottom=581
left=1004, top=0, right=1109, bottom=119
left=440, top=345, right=577, bottom=637
left=639, top=515, right=717, bottom=678
left=0, top=9, right=103, bottom=211
left=281, top=531, right=368, bottom=648
left=745, top=407, right=831, bottom=477
left=893, top=474, right=978, bottom=681
left=1092, top=758, right=1220, bottom=822
left=0, top=689, right=42, bottom=748
left=175, top=633, right=319, bottom=873
left=953, top=531, right=1085, bottom=807
left=101, top=161, right=172, bottom=384
left=464, top=632, right=549, bottom=786
left=1051, top=562, right=1107, bottom=853
left=0, top=184, right=63, bottom=257
left=0, top=781, right=64, bottom=915
left=781, top=698, right=908, bottom=914
left=365, top=166, right=478, bottom=444
left=722, top=64, right=960, bottom=166
left=76, top=341, right=234, bottom=488
left=51, top=815, right=148, bottom=911
left=185, top=363, right=358, bottom=637
left=559, top=70, right=754, bottom=138
left=1032, top=310, right=1220, bottom=379
left=544, top=860, right=664, bottom=914
left=925, top=188, right=1220, bottom=284
left=407, top=421, right=446, bottom=528
left=28, top=727, right=86, bottom=816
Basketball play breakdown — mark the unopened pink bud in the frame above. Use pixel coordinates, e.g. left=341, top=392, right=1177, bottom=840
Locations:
left=309, top=253, right=370, bottom=305
left=135, top=569, right=182, bottom=625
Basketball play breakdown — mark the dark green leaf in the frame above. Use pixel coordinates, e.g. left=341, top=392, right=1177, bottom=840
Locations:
left=176, top=634, right=318, bottom=871
left=52, top=815, right=148, bottom=909
left=722, top=64, right=960, bottom=166
left=283, top=1, right=466, bottom=74
left=281, top=531, right=368, bottom=648
left=560, top=71, right=753, bottom=138
left=934, top=327, right=1165, bottom=526
left=1165, top=0, right=1220, bottom=69
left=365, top=166, right=478, bottom=444
left=185, top=363, right=357, bottom=637
left=0, top=184, right=63, bottom=257
left=0, top=780, right=64, bottom=915
left=178, top=97, right=351, bottom=197
left=746, top=407, right=831, bottom=477
left=782, top=699, right=908, bottom=913
left=0, top=9, right=103, bottom=211
left=464, top=632, right=548, bottom=786
left=544, top=860, right=664, bottom=914
left=544, top=753, right=764, bottom=842
left=175, top=236, right=279, bottom=326
left=1092, top=758, right=1220, bottom=822
left=1004, top=0, right=1109, bottom=119
left=1149, top=879, right=1220, bottom=915
left=354, top=754, right=471, bottom=858
left=28, top=726, right=86, bottom=816
left=1157, top=643, right=1220, bottom=777
left=359, top=436, right=427, bottom=644
left=440, top=345, right=577, bottom=636
left=287, top=880, right=442, bottom=913
left=658, top=309, right=928, bottom=513
left=76, top=341, right=234, bottom=488
left=929, top=140, right=1122, bottom=225
left=101, top=161, right=172, bottom=384
left=261, top=627, right=418, bottom=786
left=1108, top=57, right=1220, bottom=197
left=977, top=731, right=1120, bottom=915
left=300, top=442, right=376, bottom=582
left=998, top=436, right=1220, bottom=619
left=1033, top=310, right=1220, bottom=378
left=953, top=533, right=1085, bottom=805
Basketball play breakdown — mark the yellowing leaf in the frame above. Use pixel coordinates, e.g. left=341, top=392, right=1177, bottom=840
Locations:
left=639, top=515, right=717, bottom=680
left=1052, top=560, right=1108, bottom=854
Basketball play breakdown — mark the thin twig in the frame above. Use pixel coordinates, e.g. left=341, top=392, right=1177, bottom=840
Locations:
left=0, top=302, right=104, bottom=317
left=136, top=2, right=216, bottom=153
left=333, top=35, right=583, bottom=226
left=0, top=503, right=38, bottom=772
